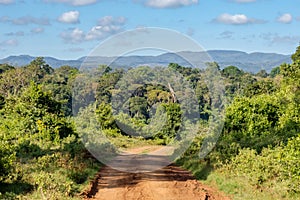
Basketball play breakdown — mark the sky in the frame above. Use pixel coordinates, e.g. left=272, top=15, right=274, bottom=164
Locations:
left=0, top=0, right=299, bottom=59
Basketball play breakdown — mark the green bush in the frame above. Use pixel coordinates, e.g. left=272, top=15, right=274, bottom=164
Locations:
left=16, top=140, right=45, bottom=158
left=225, top=134, right=300, bottom=195
left=0, top=192, right=17, bottom=200
left=0, top=141, right=15, bottom=182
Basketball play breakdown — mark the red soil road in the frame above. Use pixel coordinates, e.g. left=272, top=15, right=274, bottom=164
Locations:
left=83, top=146, right=231, bottom=200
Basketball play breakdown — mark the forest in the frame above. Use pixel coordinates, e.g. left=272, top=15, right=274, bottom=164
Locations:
left=0, top=45, right=299, bottom=200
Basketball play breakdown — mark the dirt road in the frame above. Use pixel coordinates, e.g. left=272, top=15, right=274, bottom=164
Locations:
left=83, top=146, right=231, bottom=200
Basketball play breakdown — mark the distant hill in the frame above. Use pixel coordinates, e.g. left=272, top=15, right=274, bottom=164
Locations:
left=0, top=55, right=82, bottom=70
left=0, top=50, right=292, bottom=73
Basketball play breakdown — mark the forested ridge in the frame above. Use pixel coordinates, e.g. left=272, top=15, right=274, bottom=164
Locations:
left=0, top=46, right=299, bottom=199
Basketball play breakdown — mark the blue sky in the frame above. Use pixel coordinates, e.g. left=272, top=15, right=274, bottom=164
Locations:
left=0, top=0, right=299, bottom=59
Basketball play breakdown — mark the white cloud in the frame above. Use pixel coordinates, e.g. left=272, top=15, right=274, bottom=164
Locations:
left=214, top=13, right=265, bottom=25
left=44, top=0, right=97, bottom=6
left=60, top=16, right=126, bottom=43
left=58, top=11, right=80, bottom=24
left=86, top=16, right=126, bottom=40
left=277, top=13, right=293, bottom=24
left=0, top=15, right=50, bottom=25
left=98, top=16, right=126, bottom=26
left=61, top=24, right=124, bottom=43
left=85, top=25, right=121, bottom=40
left=138, top=0, right=198, bottom=8
left=60, top=28, right=85, bottom=43
left=31, top=27, right=45, bottom=34
left=85, top=26, right=103, bottom=40
left=0, top=39, right=18, bottom=46
left=260, top=33, right=300, bottom=45
left=5, top=31, right=24, bottom=36
left=219, top=31, right=234, bottom=39
left=0, top=0, right=14, bottom=4
left=271, top=35, right=300, bottom=44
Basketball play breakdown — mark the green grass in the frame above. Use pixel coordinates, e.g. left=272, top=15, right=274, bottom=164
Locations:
left=0, top=146, right=102, bottom=200
left=108, top=134, right=160, bottom=149
left=176, top=155, right=300, bottom=200
left=204, top=171, right=283, bottom=200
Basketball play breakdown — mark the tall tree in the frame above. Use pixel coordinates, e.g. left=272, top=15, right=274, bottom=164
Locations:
left=291, top=44, right=300, bottom=63
left=0, top=64, right=14, bottom=74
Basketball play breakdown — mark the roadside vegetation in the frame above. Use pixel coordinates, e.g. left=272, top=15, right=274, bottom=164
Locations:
left=0, top=46, right=299, bottom=199
left=177, top=46, right=300, bottom=200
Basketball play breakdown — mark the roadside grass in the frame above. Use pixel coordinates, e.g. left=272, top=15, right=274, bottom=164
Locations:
left=0, top=138, right=102, bottom=200
left=0, top=156, right=101, bottom=200
left=176, top=156, right=300, bottom=200
left=204, top=171, right=285, bottom=200
left=108, top=134, right=161, bottom=150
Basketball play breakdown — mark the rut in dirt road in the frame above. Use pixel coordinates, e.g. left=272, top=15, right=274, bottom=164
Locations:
left=83, top=164, right=231, bottom=200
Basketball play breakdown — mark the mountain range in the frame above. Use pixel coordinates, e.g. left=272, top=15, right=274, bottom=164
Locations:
left=0, top=50, right=291, bottom=73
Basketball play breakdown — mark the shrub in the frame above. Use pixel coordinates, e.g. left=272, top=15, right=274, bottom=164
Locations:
left=225, top=134, right=300, bottom=195
left=0, top=141, right=15, bottom=182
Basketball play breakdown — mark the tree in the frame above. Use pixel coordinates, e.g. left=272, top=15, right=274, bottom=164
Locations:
left=243, top=79, right=276, bottom=97
left=147, top=89, right=172, bottom=105
left=256, top=69, right=268, bottom=78
left=20, top=82, right=62, bottom=115
left=96, top=69, right=123, bottom=104
left=0, top=58, right=54, bottom=97
left=129, top=96, right=148, bottom=119
left=270, top=66, right=280, bottom=78
left=0, top=63, right=14, bottom=74
left=42, top=65, right=78, bottom=116
left=195, top=80, right=210, bottom=120
left=222, top=65, right=244, bottom=79
left=168, top=63, right=197, bottom=78
left=2, top=82, right=74, bottom=141
left=221, top=94, right=280, bottom=153
left=98, top=65, right=112, bottom=75
left=168, top=63, right=182, bottom=71
left=280, top=62, right=300, bottom=80
left=206, top=62, right=221, bottom=72
left=96, top=102, right=116, bottom=129
left=0, top=67, right=31, bottom=96
left=291, top=44, right=300, bottom=63
left=26, top=57, right=54, bottom=82
left=221, top=66, right=245, bottom=97
left=154, top=103, right=182, bottom=144
left=280, top=45, right=300, bottom=80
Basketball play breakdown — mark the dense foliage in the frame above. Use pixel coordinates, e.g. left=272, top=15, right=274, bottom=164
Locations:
left=178, top=46, right=300, bottom=199
left=0, top=59, right=100, bottom=199
left=0, top=45, right=300, bottom=199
